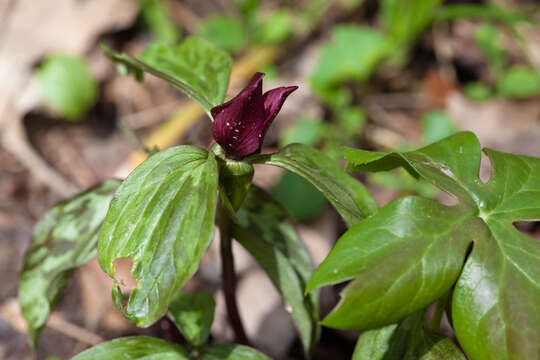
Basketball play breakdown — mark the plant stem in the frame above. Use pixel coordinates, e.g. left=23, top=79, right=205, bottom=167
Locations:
left=431, top=292, right=450, bottom=331
left=218, top=205, right=250, bottom=345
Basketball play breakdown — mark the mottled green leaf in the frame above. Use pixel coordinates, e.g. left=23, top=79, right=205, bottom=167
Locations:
left=71, top=337, right=189, bottom=360
left=201, top=344, right=271, bottom=360
left=353, top=312, right=465, bottom=360
left=98, top=146, right=218, bottom=327
left=332, top=131, right=540, bottom=359
left=232, top=186, right=320, bottom=355
left=19, top=180, right=120, bottom=348
left=167, top=291, right=215, bottom=347
left=249, top=143, right=377, bottom=226
left=37, top=54, right=98, bottom=121
left=103, top=37, right=232, bottom=114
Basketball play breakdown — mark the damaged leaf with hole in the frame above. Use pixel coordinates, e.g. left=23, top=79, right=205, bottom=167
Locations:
left=98, top=146, right=219, bottom=327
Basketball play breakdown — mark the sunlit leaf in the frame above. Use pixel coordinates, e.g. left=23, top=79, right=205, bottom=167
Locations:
left=98, top=146, right=218, bottom=327
left=20, top=180, right=120, bottom=348
left=307, top=196, right=481, bottom=328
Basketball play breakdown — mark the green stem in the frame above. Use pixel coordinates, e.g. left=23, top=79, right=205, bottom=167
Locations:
left=218, top=204, right=250, bottom=345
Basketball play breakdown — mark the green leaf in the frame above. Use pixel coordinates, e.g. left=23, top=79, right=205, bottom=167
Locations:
left=273, top=172, right=328, bottom=222
left=369, top=169, right=438, bottom=199
left=198, top=15, right=247, bottom=53
left=435, top=4, right=532, bottom=24
left=37, top=54, right=98, bottom=121
left=255, top=9, right=294, bottom=45
left=463, top=82, right=493, bottom=102
left=496, top=66, right=540, bottom=99
left=337, top=106, right=366, bottom=135
left=310, top=26, right=390, bottom=97
left=19, top=180, right=121, bottom=349
left=279, top=117, right=324, bottom=147
left=475, top=23, right=506, bottom=74
left=381, top=0, right=444, bottom=46
left=232, top=186, right=320, bottom=355
left=102, top=37, right=232, bottom=114
left=307, top=196, right=482, bottom=328
left=201, top=344, right=271, bottom=360
left=71, top=337, right=189, bottom=360
left=139, top=0, right=181, bottom=45
left=335, top=131, right=540, bottom=359
left=353, top=312, right=465, bottom=360
left=421, top=110, right=456, bottom=145
left=249, top=143, right=377, bottom=226
left=167, top=291, right=215, bottom=347
left=98, top=146, right=218, bottom=327
left=352, top=323, right=398, bottom=360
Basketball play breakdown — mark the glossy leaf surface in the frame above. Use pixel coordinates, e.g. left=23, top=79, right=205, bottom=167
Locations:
left=249, top=143, right=377, bottom=226
left=71, top=337, right=189, bottom=360
left=167, top=290, right=215, bottom=347
left=103, top=37, right=232, bottom=113
left=307, top=196, right=482, bottom=328
left=315, top=131, right=540, bottom=359
left=232, top=186, right=320, bottom=355
left=98, top=146, right=218, bottom=327
left=19, top=180, right=120, bottom=348
left=353, top=312, right=465, bottom=360
left=201, top=344, right=271, bottom=360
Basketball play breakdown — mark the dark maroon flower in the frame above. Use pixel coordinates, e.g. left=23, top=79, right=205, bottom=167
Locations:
left=211, top=72, right=297, bottom=160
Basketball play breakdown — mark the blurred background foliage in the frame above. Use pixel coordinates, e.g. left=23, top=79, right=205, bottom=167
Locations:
left=1, top=0, right=539, bottom=358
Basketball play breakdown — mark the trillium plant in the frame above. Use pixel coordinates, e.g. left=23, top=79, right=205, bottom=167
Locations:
left=19, top=37, right=539, bottom=360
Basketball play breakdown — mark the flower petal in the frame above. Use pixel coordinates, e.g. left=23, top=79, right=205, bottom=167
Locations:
left=262, top=86, right=298, bottom=130
left=211, top=73, right=266, bottom=159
